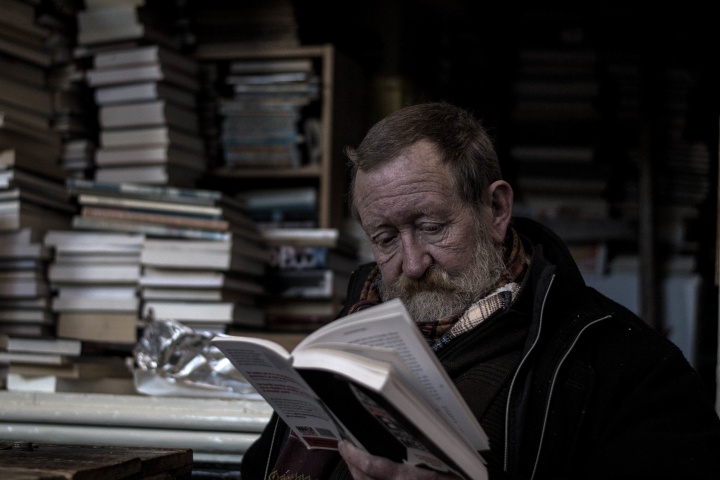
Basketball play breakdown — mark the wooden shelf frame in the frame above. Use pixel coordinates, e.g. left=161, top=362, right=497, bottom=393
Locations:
left=196, top=44, right=366, bottom=229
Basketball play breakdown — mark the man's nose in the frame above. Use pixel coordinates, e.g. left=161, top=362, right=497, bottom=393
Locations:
left=400, top=234, right=432, bottom=280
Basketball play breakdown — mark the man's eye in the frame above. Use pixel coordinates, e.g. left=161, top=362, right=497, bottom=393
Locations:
left=421, top=224, right=440, bottom=233
left=374, top=235, right=396, bottom=247
left=419, top=223, right=443, bottom=235
left=416, top=223, right=447, bottom=244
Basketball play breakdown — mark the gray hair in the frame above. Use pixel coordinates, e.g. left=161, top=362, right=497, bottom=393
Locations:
left=345, top=102, right=502, bottom=218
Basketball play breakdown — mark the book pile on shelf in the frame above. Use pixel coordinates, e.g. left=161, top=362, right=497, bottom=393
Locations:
left=66, top=177, right=260, bottom=241
left=239, top=186, right=319, bottom=229
left=0, top=163, right=75, bottom=342
left=140, top=236, right=268, bottom=334
left=1, top=154, right=76, bottom=232
left=0, top=334, right=134, bottom=394
left=0, top=0, right=72, bottom=136
left=76, top=0, right=206, bottom=187
left=59, top=136, right=97, bottom=179
left=0, top=229, right=54, bottom=338
left=0, top=6, right=80, bottom=234
left=0, top=0, right=98, bottom=180
left=507, top=19, right=637, bottom=262
left=216, top=56, right=322, bottom=169
left=64, top=178, right=269, bottom=335
left=253, top=226, right=358, bottom=333
left=620, top=70, right=711, bottom=258
left=47, top=42, right=98, bottom=178
left=0, top=0, right=81, bottom=236
left=44, top=229, right=145, bottom=347
left=509, top=47, right=610, bottom=229
left=263, top=242, right=355, bottom=311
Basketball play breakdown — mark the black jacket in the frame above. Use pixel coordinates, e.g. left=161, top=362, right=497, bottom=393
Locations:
left=242, top=217, right=720, bottom=479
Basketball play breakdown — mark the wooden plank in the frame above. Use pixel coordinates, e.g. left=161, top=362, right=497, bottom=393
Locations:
left=0, top=443, right=192, bottom=479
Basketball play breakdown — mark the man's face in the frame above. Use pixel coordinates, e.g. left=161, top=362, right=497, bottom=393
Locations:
left=353, top=141, right=506, bottom=322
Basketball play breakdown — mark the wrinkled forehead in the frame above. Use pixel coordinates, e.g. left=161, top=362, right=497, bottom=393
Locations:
left=354, top=140, right=447, bottom=186
left=354, top=158, right=467, bottom=231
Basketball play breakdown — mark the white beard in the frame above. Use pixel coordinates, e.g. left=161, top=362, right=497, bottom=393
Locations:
left=378, top=224, right=506, bottom=323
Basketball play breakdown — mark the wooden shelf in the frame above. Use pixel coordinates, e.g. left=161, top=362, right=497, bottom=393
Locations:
left=198, top=44, right=366, bottom=229
left=209, top=165, right=324, bottom=178
left=194, top=44, right=331, bottom=61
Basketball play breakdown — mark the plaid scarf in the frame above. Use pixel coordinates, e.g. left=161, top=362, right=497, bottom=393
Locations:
left=347, top=225, right=530, bottom=350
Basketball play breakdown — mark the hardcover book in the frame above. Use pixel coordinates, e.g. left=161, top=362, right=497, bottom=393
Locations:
left=56, top=311, right=139, bottom=344
left=92, top=44, right=197, bottom=75
left=99, top=125, right=204, bottom=151
left=143, top=300, right=264, bottom=327
left=264, top=268, right=350, bottom=300
left=0, top=335, right=82, bottom=356
left=94, top=145, right=205, bottom=171
left=139, top=267, right=264, bottom=293
left=66, top=178, right=247, bottom=209
left=95, top=82, right=197, bottom=109
left=98, top=100, right=199, bottom=133
left=93, top=164, right=202, bottom=187
left=86, top=63, right=199, bottom=91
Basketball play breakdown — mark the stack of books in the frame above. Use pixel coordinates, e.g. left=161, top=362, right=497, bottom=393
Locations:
left=0, top=0, right=96, bottom=181
left=0, top=0, right=72, bottom=136
left=64, top=178, right=268, bottom=335
left=0, top=1, right=78, bottom=269
left=217, top=57, right=321, bottom=169
left=263, top=244, right=354, bottom=304
left=0, top=334, right=134, bottom=394
left=76, top=1, right=205, bottom=187
left=140, top=237, right=268, bottom=334
left=508, top=46, right=637, bottom=258
left=253, top=227, right=358, bottom=333
left=59, top=137, right=96, bottom=179
left=0, top=158, right=75, bottom=341
left=44, top=229, right=145, bottom=346
left=66, top=178, right=256, bottom=240
left=0, top=229, right=54, bottom=338
left=2, top=155, right=76, bottom=232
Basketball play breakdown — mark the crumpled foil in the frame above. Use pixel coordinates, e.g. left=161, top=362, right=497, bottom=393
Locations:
left=133, top=317, right=261, bottom=399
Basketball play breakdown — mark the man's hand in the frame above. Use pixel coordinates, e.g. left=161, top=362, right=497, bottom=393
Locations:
left=338, top=440, right=463, bottom=480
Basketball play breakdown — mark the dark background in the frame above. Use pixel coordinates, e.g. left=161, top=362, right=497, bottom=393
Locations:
left=293, top=0, right=720, bottom=400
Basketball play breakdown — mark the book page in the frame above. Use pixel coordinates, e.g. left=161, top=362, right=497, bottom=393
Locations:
left=293, top=348, right=487, bottom=480
left=296, top=299, right=489, bottom=451
left=211, top=336, right=342, bottom=450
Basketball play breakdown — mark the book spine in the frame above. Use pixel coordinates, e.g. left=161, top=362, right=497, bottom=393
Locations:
left=81, top=206, right=230, bottom=231
left=72, top=216, right=233, bottom=241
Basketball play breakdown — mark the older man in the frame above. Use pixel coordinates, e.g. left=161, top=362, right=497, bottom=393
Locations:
left=241, top=102, right=720, bottom=480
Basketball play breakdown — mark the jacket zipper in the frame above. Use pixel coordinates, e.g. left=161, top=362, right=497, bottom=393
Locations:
left=528, top=313, right=611, bottom=479
left=503, top=274, right=554, bottom=472
left=502, top=272, right=612, bottom=479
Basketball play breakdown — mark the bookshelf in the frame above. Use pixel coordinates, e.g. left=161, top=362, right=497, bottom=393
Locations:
left=195, top=44, right=366, bottom=230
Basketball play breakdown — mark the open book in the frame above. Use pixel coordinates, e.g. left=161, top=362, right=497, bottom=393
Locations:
left=211, top=299, right=489, bottom=480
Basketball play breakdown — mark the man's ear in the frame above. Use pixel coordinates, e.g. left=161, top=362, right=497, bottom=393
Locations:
left=487, top=180, right=513, bottom=244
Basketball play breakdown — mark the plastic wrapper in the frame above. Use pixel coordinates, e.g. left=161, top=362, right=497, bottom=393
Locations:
left=133, top=317, right=261, bottom=399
